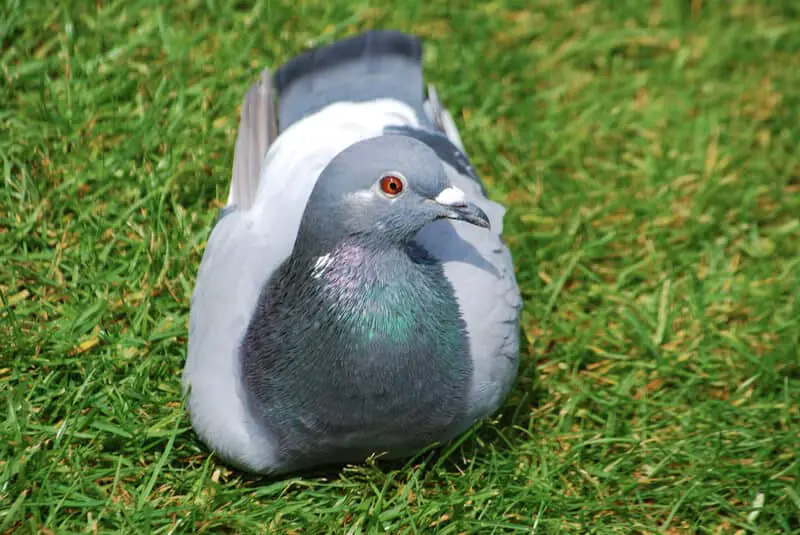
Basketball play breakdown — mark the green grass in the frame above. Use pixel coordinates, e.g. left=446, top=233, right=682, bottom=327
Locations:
left=2, top=0, right=799, bottom=532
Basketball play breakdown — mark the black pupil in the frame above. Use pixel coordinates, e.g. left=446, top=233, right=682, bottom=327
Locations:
left=383, top=177, right=400, bottom=193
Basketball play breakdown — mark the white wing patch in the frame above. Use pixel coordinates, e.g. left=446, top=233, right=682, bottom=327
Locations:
left=250, top=99, right=420, bottom=222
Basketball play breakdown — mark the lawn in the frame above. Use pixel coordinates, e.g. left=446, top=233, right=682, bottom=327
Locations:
left=2, top=0, right=799, bottom=533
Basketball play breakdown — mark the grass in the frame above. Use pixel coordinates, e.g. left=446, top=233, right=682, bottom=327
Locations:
left=1, top=0, right=799, bottom=532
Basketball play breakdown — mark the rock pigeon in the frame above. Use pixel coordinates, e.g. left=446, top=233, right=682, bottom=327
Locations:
left=183, top=30, right=522, bottom=475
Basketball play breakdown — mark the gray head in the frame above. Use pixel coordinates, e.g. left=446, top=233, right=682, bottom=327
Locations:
left=243, top=134, right=483, bottom=468
left=296, top=134, right=489, bottom=251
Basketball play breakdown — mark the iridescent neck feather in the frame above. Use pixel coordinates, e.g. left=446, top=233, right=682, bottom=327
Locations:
left=239, top=236, right=473, bottom=468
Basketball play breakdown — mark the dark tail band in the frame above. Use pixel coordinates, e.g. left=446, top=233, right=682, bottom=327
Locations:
left=273, top=30, right=428, bottom=131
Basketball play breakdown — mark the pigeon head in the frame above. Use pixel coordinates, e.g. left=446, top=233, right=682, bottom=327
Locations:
left=297, top=134, right=489, bottom=250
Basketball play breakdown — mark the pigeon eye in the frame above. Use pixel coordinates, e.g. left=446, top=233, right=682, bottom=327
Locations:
left=379, top=174, right=404, bottom=197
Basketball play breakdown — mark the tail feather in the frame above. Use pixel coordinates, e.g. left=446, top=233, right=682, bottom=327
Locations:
left=273, top=30, right=430, bottom=131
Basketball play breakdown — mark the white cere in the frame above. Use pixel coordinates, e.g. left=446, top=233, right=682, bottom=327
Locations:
left=434, top=186, right=467, bottom=206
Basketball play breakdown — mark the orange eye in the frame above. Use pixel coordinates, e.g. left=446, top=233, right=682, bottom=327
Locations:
left=379, top=175, right=404, bottom=196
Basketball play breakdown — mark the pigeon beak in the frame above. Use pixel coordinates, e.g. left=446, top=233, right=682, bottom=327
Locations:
left=434, top=186, right=491, bottom=229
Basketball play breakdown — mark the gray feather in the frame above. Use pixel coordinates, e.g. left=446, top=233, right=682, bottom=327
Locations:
left=229, top=69, right=277, bottom=209
left=274, top=30, right=431, bottom=131
left=185, top=30, right=521, bottom=475
left=424, top=84, right=466, bottom=151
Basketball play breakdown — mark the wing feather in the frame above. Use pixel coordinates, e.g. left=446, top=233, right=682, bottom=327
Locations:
left=229, top=69, right=278, bottom=209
